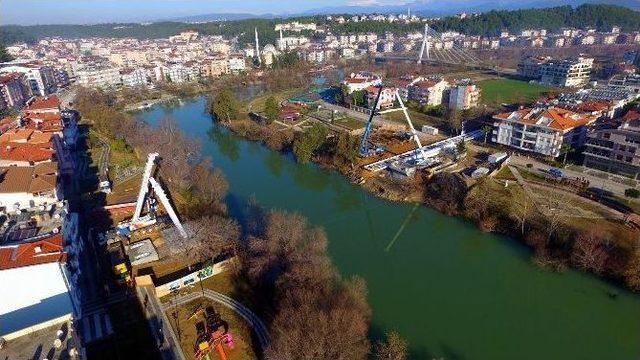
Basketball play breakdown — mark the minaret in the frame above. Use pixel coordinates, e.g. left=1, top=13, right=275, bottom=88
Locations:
left=408, top=7, right=411, bottom=18
left=255, top=27, right=261, bottom=65
left=279, top=28, right=284, bottom=51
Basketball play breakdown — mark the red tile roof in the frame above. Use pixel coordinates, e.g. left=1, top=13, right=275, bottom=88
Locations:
left=0, top=234, right=66, bottom=270
left=24, top=95, right=61, bottom=112
left=493, top=107, right=596, bottom=131
left=0, top=142, right=55, bottom=163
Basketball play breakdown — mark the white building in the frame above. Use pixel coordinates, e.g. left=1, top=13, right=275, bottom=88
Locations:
left=540, top=56, right=594, bottom=87
left=0, top=214, right=83, bottom=340
left=492, top=107, right=596, bottom=157
left=120, top=68, right=148, bottom=87
left=76, top=66, right=122, bottom=88
left=0, top=62, right=57, bottom=96
left=342, top=72, right=382, bottom=93
left=228, top=55, right=246, bottom=74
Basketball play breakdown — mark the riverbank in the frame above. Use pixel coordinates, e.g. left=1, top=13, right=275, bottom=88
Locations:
left=213, top=96, right=640, bottom=294
left=136, top=97, right=640, bottom=360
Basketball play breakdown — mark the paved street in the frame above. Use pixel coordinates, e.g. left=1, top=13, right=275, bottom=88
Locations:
left=509, top=154, right=638, bottom=198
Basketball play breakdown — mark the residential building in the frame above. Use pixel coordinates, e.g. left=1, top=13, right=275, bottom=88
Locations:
left=342, top=72, right=382, bottom=94
left=583, top=111, right=640, bottom=178
left=366, top=86, right=397, bottom=109
left=448, top=83, right=481, bottom=110
left=540, top=56, right=593, bottom=87
left=0, top=73, right=28, bottom=110
left=76, top=66, right=122, bottom=88
left=0, top=62, right=57, bottom=96
left=120, top=68, right=148, bottom=87
left=492, top=107, right=596, bottom=157
left=0, top=163, right=60, bottom=209
left=517, top=56, right=551, bottom=79
left=228, top=55, right=246, bottom=73
left=408, top=78, right=449, bottom=106
left=0, top=211, right=83, bottom=342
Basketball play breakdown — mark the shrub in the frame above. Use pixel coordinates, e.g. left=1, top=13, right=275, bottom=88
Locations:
left=625, top=188, right=640, bottom=198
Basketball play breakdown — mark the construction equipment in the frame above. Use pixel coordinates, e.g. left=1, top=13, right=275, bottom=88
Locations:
left=194, top=306, right=235, bottom=360
left=116, top=153, right=188, bottom=238
left=359, top=86, right=386, bottom=157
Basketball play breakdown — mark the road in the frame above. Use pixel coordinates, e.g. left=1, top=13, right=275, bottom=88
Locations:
left=509, top=155, right=637, bottom=198
left=161, top=289, right=269, bottom=350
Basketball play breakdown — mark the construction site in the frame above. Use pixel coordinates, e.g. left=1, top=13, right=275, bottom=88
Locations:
left=90, top=151, right=260, bottom=360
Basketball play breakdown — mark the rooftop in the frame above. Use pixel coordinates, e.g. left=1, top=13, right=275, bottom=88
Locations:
left=0, top=163, right=58, bottom=195
left=24, top=95, right=61, bottom=112
left=494, top=107, right=596, bottom=131
left=0, top=233, right=65, bottom=270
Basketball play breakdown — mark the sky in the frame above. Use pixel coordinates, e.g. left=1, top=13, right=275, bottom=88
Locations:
left=0, top=0, right=409, bottom=25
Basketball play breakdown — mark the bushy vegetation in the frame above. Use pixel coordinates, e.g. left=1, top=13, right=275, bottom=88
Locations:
left=292, top=123, right=329, bottom=163
left=0, top=43, right=13, bottom=62
left=448, top=177, right=640, bottom=292
left=243, top=210, right=373, bottom=359
left=209, top=89, right=240, bottom=122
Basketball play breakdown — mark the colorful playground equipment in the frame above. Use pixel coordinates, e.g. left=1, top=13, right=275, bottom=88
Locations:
left=194, top=306, right=235, bottom=360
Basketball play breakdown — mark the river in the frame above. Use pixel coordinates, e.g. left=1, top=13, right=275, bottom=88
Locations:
left=138, top=96, right=640, bottom=360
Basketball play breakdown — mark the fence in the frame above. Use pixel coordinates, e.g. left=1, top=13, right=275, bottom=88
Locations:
left=155, top=258, right=235, bottom=298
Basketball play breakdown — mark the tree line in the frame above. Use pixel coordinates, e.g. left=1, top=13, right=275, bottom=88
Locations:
left=425, top=172, right=640, bottom=292
left=3, top=4, right=640, bottom=46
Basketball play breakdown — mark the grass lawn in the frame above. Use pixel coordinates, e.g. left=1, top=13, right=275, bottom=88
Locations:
left=247, top=87, right=306, bottom=113
left=477, top=78, right=554, bottom=105
left=334, top=117, right=364, bottom=130
left=494, top=165, right=517, bottom=181
left=383, top=109, right=442, bottom=129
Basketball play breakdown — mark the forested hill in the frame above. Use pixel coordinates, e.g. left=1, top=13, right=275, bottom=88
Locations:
left=429, top=4, right=640, bottom=36
left=1, top=4, right=639, bottom=46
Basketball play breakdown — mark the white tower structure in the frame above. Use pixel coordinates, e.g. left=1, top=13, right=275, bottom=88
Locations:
left=255, top=27, right=262, bottom=66
left=417, top=23, right=431, bottom=64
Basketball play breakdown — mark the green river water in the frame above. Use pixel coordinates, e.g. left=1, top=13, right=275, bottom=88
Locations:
left=139, top=96, right=640, bottom=360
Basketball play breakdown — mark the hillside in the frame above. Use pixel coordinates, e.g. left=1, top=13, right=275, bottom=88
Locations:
left=0, top=4, right=638, bottom=46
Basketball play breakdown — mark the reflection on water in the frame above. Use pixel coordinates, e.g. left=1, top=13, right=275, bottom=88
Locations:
left=207, top=126, right=240, bottom=162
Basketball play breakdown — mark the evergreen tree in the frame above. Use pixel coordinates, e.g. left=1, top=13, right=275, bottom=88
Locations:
left=210, top=89, right=240, bottom=122
left=264, top=96, right=280, bottom=124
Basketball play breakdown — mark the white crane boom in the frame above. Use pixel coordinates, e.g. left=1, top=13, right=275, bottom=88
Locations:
left=132, top=152, right=159, bottom=223
left=148, top=177, right=188, bottom=239
left=394, top=89, right=427, bottom=162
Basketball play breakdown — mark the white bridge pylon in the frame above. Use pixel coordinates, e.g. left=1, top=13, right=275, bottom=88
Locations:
left=417, top=24, right=481, bottom=65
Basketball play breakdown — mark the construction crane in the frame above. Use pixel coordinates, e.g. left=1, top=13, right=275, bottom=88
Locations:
left=359, top=86, right=427, bottom=163
left=117, top=152, right=188, bottom=238
left=359, top=86, right=385, bottom=157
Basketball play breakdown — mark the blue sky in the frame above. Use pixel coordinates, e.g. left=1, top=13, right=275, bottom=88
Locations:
left=0, top=0, right=407, bottom=25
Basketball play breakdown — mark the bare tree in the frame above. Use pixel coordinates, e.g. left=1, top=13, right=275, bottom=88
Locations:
left=374, top=331, right=409, bottom=360
left=511, top=187, right=535, bottom=236
left=571, top=228, right=609, bottom=274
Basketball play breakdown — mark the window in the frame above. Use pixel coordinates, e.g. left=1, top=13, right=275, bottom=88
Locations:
left=627, top=157, right=633, bottom=163
left=617, top=154, right=624, bottom=160
left=620, top=145, right=626, bottom=152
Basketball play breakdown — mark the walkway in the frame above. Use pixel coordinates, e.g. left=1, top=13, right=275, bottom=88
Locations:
left=161, top=289, right=269, bottom=350
left=138, top=285, right=186, bottom=360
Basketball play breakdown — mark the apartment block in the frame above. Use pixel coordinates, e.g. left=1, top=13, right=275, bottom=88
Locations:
left=492, top=107, right=596, bottom=157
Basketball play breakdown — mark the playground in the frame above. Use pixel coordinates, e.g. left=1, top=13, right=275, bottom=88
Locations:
left=165, top=298, right=257, bottom=360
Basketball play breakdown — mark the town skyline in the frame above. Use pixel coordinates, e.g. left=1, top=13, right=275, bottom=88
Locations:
left=3, top=0, right=638, bottom=25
